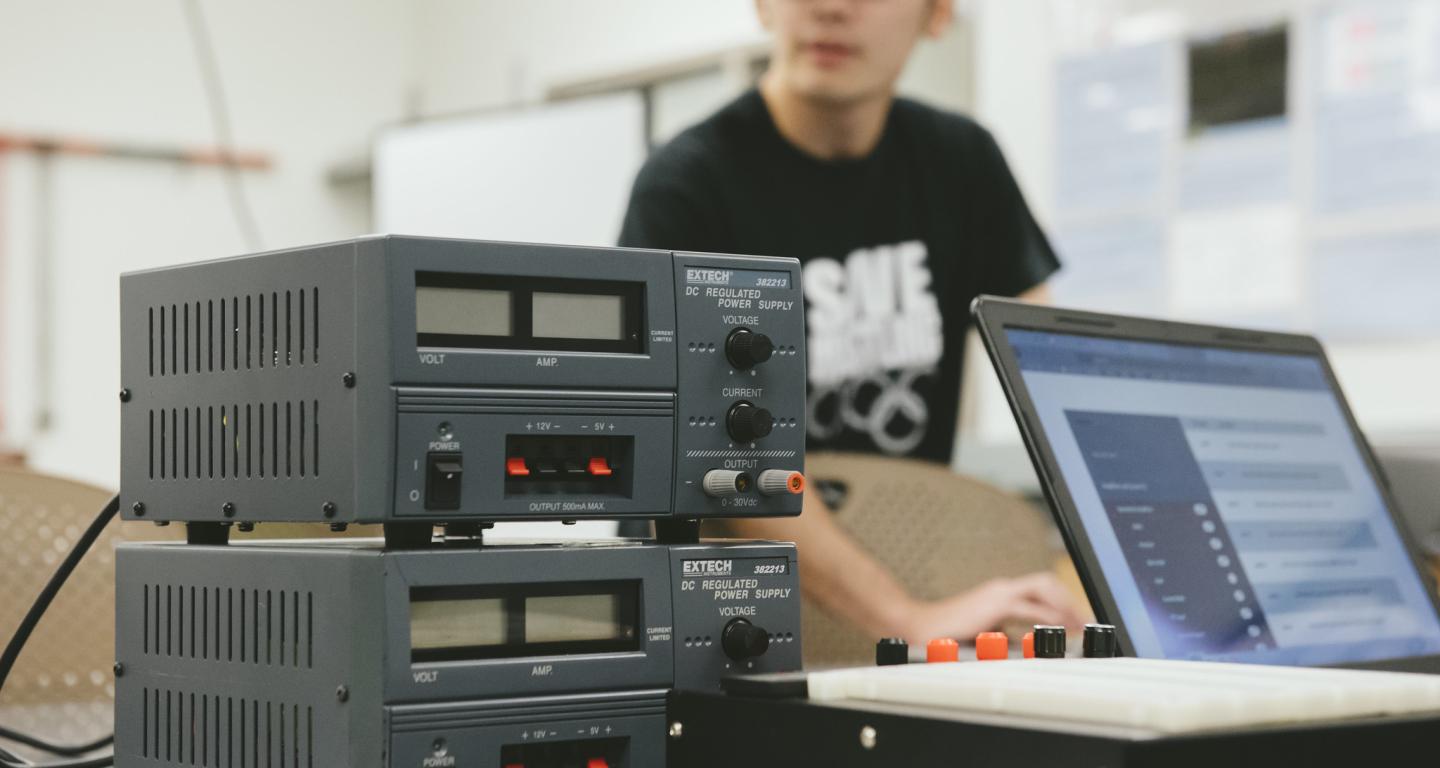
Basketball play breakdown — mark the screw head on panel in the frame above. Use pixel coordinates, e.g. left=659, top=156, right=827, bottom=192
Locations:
left=119, top=389, right=131, bottom=403
left=131, top=502, right=145, bottom=516
left=859, top=726, right=878, bottom=750
left=342, top=372, right=356, bottom=388
left=336, top=685, right=349, bottom=702
left=668, top=722, right=683, bottom=739
left=113, top=662, right=124, bottom=677
left=222, top=502, right=236, bottom=518
left=322, top=501, right=337, bottom=518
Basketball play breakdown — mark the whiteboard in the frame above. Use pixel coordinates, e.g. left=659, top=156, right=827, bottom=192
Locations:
left=374, top=92, right=647, bottom=247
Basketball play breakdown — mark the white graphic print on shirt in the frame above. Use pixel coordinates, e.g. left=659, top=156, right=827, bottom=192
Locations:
left=803, top=240, right=943, bottom=455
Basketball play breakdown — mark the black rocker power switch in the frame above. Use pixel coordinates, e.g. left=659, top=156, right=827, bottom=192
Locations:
left=425, top=452, right=464, bottom=510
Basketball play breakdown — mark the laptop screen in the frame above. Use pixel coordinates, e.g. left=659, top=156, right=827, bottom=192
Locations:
left=1006, top=328, right=1440, bottom=666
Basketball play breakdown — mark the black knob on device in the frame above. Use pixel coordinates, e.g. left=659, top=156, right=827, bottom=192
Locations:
left=727, top=401, right=774, bottom=443
left=722, top=618, right=771, bottom=662
left=725, top=327, right=775, bottom=369
left=1033, top=625, right=1066, bottom=659
left=876, top=637, right=909, bottom=666
left=1082, top=624, right=1118, bottom=658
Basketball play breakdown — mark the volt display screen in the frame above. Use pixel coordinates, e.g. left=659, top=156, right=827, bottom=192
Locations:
left=1005, top=328, right=1440, bottom=667
left=409, top=581, right=640, bottom=663
left=416, top=272, right=644, bottom=353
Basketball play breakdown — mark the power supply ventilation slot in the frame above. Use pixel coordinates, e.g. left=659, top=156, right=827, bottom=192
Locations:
left=148, top=288, right=319, bottom=377
left=142, top=584, right=314, bottom=669
left=146, top=401, right=320, bottom=481
left=140, top=687, right=314, bottom=768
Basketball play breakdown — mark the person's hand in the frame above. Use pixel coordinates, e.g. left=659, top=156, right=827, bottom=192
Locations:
left=900, top=572, right=1090, bottom=644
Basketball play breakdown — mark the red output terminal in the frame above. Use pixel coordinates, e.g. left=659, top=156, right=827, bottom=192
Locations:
left=588, top=456, right=613, bottom=476
left=505, top=457, right=530, bottom=477
left=757, top=469, right=805, bottom=496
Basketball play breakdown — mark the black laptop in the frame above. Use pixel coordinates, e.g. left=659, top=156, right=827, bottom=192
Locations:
left=972, top=296, right=1440, bottom=673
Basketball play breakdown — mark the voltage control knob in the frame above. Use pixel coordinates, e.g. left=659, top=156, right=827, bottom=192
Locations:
left=727, top=401, right=774, bottom=443
left=721, top=618, right=771, bottom=662
left=725, top=327, right=775, bottom=369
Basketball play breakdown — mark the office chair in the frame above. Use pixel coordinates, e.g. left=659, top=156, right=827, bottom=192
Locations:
left=0, top=467, right=162, bottom=747
left=0, top=467, right=378, bottom=754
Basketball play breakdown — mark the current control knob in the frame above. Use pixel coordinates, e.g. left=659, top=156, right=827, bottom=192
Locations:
left=703, top=469, right=752, bottom=497
left=727, top=401, right=774, bottom=443
left=721, top=618, right=770, bottom=662
left=725, top=327, right=774, bottom=369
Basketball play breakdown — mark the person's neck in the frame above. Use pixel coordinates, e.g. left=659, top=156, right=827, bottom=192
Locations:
left=759, top=73, right=893, bottom=161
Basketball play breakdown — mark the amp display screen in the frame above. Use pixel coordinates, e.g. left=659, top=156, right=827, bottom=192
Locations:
left=532, top=292, right=624, bottom=341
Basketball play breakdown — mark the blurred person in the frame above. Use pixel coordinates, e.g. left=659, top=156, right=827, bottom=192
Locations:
left=620, top=0, right=1086, bottom=642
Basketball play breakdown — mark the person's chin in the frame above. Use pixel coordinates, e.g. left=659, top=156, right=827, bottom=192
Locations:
left=789, top=71, right=873, bottom=106
left=794, top=77, right=869, bottom=106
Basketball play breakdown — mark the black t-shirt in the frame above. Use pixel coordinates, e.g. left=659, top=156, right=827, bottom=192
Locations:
left=619, top=89, right=1059, bottom=463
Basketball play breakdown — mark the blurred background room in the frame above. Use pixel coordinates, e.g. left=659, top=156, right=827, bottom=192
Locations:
left=4, top=0, right=1438, bottom=544
left=3, top=0, right=1440, bottom=710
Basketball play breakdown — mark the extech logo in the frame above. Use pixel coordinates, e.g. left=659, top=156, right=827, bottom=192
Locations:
left=683, top=559, right=734, bottom=576
left=686, top=268, right=733, bottom=285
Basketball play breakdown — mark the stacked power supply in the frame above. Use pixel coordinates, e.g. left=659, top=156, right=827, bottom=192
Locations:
left=111, top=235, right=808, bottom=768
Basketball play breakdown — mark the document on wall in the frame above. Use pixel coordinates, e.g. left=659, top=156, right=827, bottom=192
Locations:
left=1055, top=41, right=1176, bottom=215
left=1314, top=0, right=1440, bottom=212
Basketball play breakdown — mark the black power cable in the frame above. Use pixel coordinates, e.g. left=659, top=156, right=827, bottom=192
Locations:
left=0, top=730, right=111, bottom=759
left=1, top=754, right=112, bottom=768
left=180, top=0, right=264, bottom=252
left=0, top=495, right=119, bottom=767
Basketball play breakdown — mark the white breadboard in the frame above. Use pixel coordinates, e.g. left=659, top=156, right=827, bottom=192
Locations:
left=806, top=658, right=1440, bottom=734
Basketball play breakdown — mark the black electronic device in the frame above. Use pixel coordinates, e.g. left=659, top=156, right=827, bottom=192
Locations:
left=670, top=657, right=1440, bottom=767
left=112, top=538, right=800, bottom=767
left=117, top=236, right=806, bottom=535
left=971, top=296, right=1440, bottom=672
left=667, top=686, right=1440, bottom=768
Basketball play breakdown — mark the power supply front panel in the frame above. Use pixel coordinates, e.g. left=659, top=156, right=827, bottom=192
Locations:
left=672, top=253, right=806, bottom=517
left=669, top=542, right=803, bottom=691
